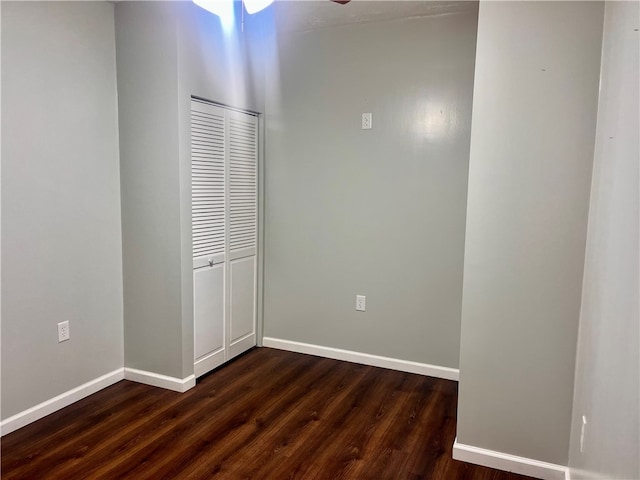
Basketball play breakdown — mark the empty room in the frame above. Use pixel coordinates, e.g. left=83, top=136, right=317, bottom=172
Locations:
left=1, top=1, right=638, bottom=479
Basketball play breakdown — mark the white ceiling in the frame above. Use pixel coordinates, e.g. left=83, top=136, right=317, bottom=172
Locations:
left=273, top=0, right=477, bottom=33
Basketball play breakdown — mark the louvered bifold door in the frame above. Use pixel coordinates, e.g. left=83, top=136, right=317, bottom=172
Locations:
left=192, top=100, right=226, bottom=377
left=227, top=110, right=258, bottom=260
left=226, top=109, right=258, bottom=359
left=192, top=100, right=226, bottom=269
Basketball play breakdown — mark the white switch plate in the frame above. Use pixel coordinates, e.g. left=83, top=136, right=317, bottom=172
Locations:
left=58, top=321, right=70, bottom=342
left=362, top=113, right=372, bottom=130
left=356, top=295, right=366, bottom=311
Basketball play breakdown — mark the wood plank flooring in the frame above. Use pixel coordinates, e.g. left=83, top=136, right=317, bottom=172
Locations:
left=1, top=347, right=537, bottom=479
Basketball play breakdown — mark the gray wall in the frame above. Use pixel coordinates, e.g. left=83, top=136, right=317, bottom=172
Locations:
left=568, top=2, right=639, bottom=478
left=457, top=1, right=603, bottom=465
left=1, top=2, right=123, bottom=418
left=263, top=9, right=478, bottom=368
left=115, top=2, right=184, bottom=378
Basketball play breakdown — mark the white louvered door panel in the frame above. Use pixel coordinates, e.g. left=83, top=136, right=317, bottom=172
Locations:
left=226, top=109, right=257, bottom=359
left=192, top=100, right=226, bottom=269
left=227, top=110, right=258, bottom=261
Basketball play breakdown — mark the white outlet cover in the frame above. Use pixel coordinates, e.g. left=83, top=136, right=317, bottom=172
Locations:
left=58, top=321, right=70, bottom=342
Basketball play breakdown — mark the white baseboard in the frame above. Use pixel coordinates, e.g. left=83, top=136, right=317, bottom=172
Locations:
left=262, top=337, right=459, bottom=381
left=452, top=437, right=569, bottom=480
left=124, top=368, right=196, bottom=393
left=564, top=467, right=615, bottom=480
left=0, top=368, right=125, bottom=436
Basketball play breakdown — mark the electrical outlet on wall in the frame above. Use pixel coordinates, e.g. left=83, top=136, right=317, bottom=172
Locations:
left=58, top=321, right=70, bottom=343
left=356, top=295, right=366, bottom=312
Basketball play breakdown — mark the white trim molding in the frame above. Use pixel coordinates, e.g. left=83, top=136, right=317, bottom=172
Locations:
left=1, top=368, right=197, bottom=436
left=452, top=437, right=569, bottom=480
left=0, top=368, right=125, bottom=436
left=563, top=468, right=613, bottom=480
left=124, top=368, right=196, bottom=393
left=262, top=337, right=459, bottom=381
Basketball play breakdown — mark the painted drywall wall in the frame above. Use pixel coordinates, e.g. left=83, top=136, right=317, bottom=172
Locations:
left=457, top=1, right=603, bottom=465
left=115, top=2, right=184, bottom=378
left=263, top=9, right=478, bottom=368
left=568, top=2, right=639, bottom=478
left=1, top=1, right=123, bottom=418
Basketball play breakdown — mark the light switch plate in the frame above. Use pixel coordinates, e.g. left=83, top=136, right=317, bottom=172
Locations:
left=362, top=113, right=372, bottom=129
left=356, top=295, right=366, bottom=311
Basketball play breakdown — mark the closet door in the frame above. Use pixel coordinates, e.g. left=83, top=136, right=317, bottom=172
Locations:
left=227, top=110, right=258, bottom=359
left=192, top=100, right=226, bottom=377
left=191, top=100, right=258, bottom=377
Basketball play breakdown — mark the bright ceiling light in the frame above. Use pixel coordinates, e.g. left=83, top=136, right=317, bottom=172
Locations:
left=242, top=0, right=274, bottom=14
left=194, top=0, right=234, bottom=32
left=193, top=0, right=233, bottom=17
left=193, top=0, right=274, bottom=21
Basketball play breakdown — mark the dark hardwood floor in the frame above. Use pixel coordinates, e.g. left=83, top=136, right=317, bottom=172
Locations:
left=1, top=348, right=537, bottom=479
